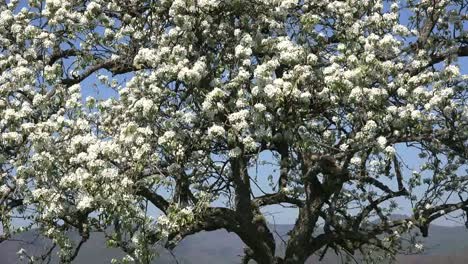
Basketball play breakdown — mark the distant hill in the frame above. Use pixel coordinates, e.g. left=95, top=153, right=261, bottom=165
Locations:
left=1, top=224, right=467, bottom=264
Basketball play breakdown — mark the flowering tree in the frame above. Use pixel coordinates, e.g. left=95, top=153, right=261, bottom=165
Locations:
left=1, top=0, right=467, bottom=263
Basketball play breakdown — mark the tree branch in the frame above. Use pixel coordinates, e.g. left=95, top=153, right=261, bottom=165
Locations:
left=135, top=187, right=169, bottom=214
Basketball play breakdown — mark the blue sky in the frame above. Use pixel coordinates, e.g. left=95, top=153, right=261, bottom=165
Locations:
left=6, top=0, right=467, bottom=227
left=73, top=3, right=468, bottom=226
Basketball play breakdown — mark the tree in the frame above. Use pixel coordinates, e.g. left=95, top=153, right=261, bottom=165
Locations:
left=0, top=0, right=467, bottom=263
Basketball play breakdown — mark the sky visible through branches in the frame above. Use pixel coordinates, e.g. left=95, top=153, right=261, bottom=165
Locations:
left=2, top=0, right=465, bottom=231
left=65, top=3, right=468, bottom=226
left=2, top=0, right=468, bottom=263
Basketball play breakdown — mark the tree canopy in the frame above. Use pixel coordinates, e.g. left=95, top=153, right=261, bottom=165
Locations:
left=0, top=0, right=467, bottom=263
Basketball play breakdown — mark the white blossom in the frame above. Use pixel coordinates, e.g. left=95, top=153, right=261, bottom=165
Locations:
left=207, top=124, right=225, bottom=137
left=229, top=147, right=242, bottom=158
left=415, top=243, right=424, bottom=251
left=1, top=1, right=466, bottom=262
left=377, top=136, right=387, bottom=148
